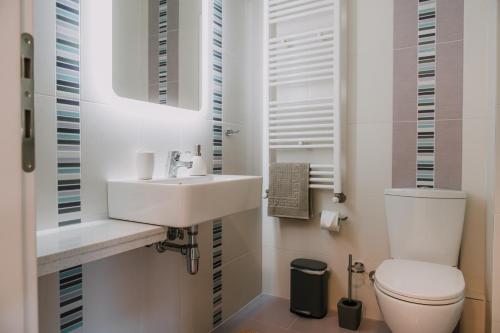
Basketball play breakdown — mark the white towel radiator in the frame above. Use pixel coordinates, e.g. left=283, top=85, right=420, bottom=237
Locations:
left=264, top=0, right=347, bottom=202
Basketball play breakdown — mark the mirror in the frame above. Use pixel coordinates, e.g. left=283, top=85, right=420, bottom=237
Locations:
left=113, top=0, right=201, bottom=110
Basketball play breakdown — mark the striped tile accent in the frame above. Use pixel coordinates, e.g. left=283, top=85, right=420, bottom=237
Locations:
left=416, top=0, right=436, bottom=188
left=212, top=0, right=223, bottom=327
left=212, top=0, right=223, bottom=124
left=59, top=265, right=83, bottom=333
left=213, top=123, right=223, bottom=174
left=56, top=0, right=83, bottom=331
left=56, top=0, right=81, bottom=227
left=212, top=219, right=223, bottom=326
left=159, top=0, right=168, bottom=104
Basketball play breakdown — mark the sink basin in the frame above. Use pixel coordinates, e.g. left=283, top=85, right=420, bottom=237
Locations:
left=107, top=175, right=262, bottom=227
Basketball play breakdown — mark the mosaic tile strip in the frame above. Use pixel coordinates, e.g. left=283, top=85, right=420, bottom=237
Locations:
left=56, top=0, right=82, bottom=226
left=416, top=0, right=436, bottom=188
left=212, top=0, right=223, bottom=124
left=59, top=265, right=83, bottom=333
left=212, top=0, right=223, bottom=327
left=213, top=123, right=223, bottom=174
left=56, top=0, right=83, bottom=331
left=212, top=218, right=223, bottom=327
left=158, top=0, right=168, bottom=104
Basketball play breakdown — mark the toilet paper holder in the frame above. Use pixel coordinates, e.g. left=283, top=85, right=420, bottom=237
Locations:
left=318, top=211, right=348, bottom=221
left=319, top=210, right=348, bottom=233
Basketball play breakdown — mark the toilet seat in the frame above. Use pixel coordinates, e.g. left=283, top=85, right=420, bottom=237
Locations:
left=375, top=281, right=463, bottom=305
left=375, top=259, right=465, bottom=306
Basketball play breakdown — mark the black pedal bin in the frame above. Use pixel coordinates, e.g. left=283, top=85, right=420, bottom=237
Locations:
left=290, top=258, right=328, bottom=318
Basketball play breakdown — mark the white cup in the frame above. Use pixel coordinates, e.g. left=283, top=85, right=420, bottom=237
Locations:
left=136, top=151, right=155, bottom=180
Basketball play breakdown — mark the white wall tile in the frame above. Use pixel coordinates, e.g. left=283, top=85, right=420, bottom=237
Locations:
left=463, top=0, right=498, bottom=326
left=178, top=118, right=213, bottom=169
left=141, top=250, right=184, bottom=333
left=35, top=95, right=58, bottom=230
left=222, top=54, right=247, bottom=125
left=242, top=0, right=264, bottom=131
left=223, top=251, right=262, bottom=320
left=83, top=249, right=147, bottom=333
left=222, top=0, right=263, bottom=126
left=461, top=118, right=489, bottom=298
left=223, top=122, right=250, bottom=174
left=222, top=121, right=262, bottom=177
left=262, top=245, right=296, bottom=300
left=347, top=0, right=394, bottom=124
left=343, top=122, right=392, bottom=260
left=463, top=0, right=491, bottom=120
left=80, top=101, right=142, bottom=222
left=79, top=0, right=115, bottom=105
left=178, top=221, right=214, bottom=333
left=138, top=109, right=182, bottom=179
left=34, top=0, right=55, bottom=97
left=222, top=0, right=246, bottom=59
left=222, top=208, right=261, bottom=265
left=37, top=273, right=59, bottom=333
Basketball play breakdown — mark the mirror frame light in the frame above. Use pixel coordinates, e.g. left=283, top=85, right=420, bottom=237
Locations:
left=83, top=0, right=211, bottom=121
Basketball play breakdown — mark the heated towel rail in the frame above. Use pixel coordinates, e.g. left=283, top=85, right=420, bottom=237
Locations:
left=264, top=0, right=347, bottom=202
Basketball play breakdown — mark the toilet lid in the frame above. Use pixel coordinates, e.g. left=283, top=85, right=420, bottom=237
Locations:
left=375, top=259, right=465, bottom=305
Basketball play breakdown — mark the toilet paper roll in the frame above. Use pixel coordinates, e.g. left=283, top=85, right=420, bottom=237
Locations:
left=320, top=210, right=340, bottom=232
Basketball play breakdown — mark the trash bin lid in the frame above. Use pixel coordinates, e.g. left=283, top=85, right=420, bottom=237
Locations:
left=291, top=258, right=327, bottom=272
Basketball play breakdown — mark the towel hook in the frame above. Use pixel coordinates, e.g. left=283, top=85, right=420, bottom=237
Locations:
left=333, top=193, right=347, bottom=203
left=225, top=129, right=240, bottom=137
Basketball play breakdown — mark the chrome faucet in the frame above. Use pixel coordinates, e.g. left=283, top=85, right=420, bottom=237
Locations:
left=167, top=151, right=193, bottom=178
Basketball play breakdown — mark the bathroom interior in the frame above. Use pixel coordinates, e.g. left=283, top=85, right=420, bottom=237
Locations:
left=2, top=0, right=500, bottom=332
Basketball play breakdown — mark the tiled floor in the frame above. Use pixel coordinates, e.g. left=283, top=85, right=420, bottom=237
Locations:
left=214, top=295, right=390, bottom=333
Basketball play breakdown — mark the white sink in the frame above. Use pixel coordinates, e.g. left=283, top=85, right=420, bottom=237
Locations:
left=107, top=175, right=262, bottom=228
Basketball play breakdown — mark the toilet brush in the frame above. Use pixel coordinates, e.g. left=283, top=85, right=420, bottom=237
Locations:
left=337, top=254, right=363, bottom=330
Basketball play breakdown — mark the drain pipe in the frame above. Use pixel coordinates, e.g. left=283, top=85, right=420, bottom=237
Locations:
left=186, top=226, right=200, bottom=274
left=155, top=226, right=200, bottom=275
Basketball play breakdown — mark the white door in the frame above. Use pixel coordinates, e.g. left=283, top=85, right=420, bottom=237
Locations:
left=0, top=0, right=38, bottom=332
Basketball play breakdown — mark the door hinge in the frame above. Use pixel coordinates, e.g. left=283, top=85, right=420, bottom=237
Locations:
left=21, top=33, right=35, bottom=172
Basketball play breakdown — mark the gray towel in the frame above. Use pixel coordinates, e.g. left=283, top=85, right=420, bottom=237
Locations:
left=268, top=163, right=310, bottom=219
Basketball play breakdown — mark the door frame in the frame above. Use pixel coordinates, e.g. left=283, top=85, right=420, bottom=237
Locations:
left=0, top=0, right=38, bottom=332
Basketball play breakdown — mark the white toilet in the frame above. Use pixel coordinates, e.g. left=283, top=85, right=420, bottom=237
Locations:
left=374, top=188, right=467, bottom=333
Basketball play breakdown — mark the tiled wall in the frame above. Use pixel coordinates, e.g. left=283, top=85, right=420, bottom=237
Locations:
left=35, top=0, right=262, bottom=332
left=55, top=1, right=84, bottom=331
left=263, top=1, right=493, bottom=330
left=212, top=0, right=224, bottom=327
left=393, top=0, right=463, bottom=189
left=393, top=1, right=493, bottom=330
left=147, top=0, right=179, bottom=104
left=262, top=0, right=395, bottom=321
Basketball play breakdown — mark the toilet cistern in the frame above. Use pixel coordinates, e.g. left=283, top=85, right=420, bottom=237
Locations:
left=374, top=188, right=467, bottom=333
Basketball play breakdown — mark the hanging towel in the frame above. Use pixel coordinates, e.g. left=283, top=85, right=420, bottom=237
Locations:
left=268, top=163, right=310, bottom=219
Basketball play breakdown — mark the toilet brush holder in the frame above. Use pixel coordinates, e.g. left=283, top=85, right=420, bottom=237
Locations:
left=337, top=254, right=364, bottom=330
left=337, top=298, right=362, bottom=330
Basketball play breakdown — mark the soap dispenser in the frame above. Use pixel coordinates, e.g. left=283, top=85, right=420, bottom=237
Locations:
left=190, top=144, right=208, bottom=176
